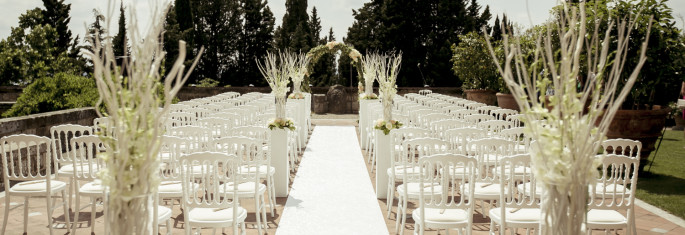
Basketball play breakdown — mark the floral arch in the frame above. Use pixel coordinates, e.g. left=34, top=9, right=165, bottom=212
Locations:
left=304, top=41, right=363, bottom=91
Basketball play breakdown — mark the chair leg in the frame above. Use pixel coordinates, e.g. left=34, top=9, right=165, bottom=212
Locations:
left=166, top=219, right=172, bottom=235
left=91, top=196, right=97, bottom=234
left=386, top=181, right=394, bottom=219
left=24, top=197, right=29, bottom=233
left=72, top=192, right=80, bottom=234
left=46, top=192, right=55, bottom=235
left=255, top=197, right=262, bottom=235
left=2, top=195, right=9, bottom=234
left=400, top=198, right=408, bottom=235
left=261, top=195, right=268, bottom=229
left=61, top=191, right=71, bottom=231
left=395, top=195, right=403, bottom=234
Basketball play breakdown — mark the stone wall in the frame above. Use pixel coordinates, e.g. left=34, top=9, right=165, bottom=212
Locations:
left=0, top=107, right=98, bottom=139
left=0, top=86, right=23, bottom=102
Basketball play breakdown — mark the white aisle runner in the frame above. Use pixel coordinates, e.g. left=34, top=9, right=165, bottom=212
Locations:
left=276, top=126, right=388, bottom=235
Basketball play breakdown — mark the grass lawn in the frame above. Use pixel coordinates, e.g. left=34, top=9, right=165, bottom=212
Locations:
left=635, top=129, right=685, bottom=219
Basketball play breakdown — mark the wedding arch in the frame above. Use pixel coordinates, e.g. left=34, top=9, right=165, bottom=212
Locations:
left=304, top=41, right=364, bottom=91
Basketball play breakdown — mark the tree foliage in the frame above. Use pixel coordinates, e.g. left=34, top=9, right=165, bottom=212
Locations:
left=275, top=0, right=312, bottom=51
left=345, top=0, right=492, bottom=87
left=2, top=73, right=98, bottom=117
left=451, top=31, right=500, bottom=90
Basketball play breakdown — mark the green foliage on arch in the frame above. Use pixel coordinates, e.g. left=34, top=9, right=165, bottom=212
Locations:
left=304, top=42, right=363, bottom=89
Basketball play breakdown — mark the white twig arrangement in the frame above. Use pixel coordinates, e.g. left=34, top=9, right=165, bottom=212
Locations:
left=257, top=51, right=290, bottom=121
left=486, top=2, right=650, bottom=234
left=83, top=1, right=203, bottom=234
left=375, top=52, right=402, bottom=126
left=360, top=53, right=381, bottom=96
left=285, top=51, right=309, bottom=95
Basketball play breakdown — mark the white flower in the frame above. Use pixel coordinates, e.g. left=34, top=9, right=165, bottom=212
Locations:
left=326, top=41, right=338, bottom=49
left=349, top=49, right=361, bottom=62
left=376, top=119, right=384, bottom=127
left=385, top=123, right=393, bottom=130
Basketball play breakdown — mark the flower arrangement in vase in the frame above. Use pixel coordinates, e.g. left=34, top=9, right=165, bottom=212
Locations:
left=487, top=2, right=651, bottom=234
left=374, top=52, right=402, bottom=135
left=374, top=119, right=403, bottom=135
left=268, top=118, right=296, bottom=131
left=84, top=1, right=203, bottom=234
left=258, top=51, right=295, bottom=131
left=286, top=51, right=309, bottom=96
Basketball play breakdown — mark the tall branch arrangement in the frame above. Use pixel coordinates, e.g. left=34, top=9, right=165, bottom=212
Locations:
left=285, top=51, right=310, bottom=95
left=360, top=53, right=381, bottom=96
left=257, top=51, right=290, bottom=120
left=84, top=1, right=202, bottom=234
left=487, top=2, right=650, bottom=234
left=375, top=53, right=402, bottom=122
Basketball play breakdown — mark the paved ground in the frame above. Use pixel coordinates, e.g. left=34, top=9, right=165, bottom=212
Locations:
left=1, top=115, right=684, bottom=234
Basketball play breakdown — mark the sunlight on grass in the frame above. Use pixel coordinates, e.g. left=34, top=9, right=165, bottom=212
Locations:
left=636, top=129, right=685, bottom=219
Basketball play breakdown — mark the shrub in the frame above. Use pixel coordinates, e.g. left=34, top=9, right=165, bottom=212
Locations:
left=2, top=73, right=99, bottom=117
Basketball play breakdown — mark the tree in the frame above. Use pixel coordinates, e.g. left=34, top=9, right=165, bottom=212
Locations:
left=346, top=0, right=492, bottom=87
left=0, top=9, right=79, bottom=85
left=83, top=9, right=106, bottom=72
left=237, top=0, right=275, bottom=86
left=274, top=0, right=312, bottom=51
left=491, top=15, right=502, bottom=41
left=163, top=4, right=181, bottom=77
left=112, top=1, right=127, bottom=59
left=41, top=0, right=73, bottom=57
left=309, top=7, right=322, bottom=44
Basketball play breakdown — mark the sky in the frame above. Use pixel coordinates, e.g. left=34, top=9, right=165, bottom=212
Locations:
left=0, top=0, right=684, bottom=45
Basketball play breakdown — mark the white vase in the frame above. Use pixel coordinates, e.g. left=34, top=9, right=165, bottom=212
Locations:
left=539, top=182, right=588, bottom=235
left=105, top=192, right=154, bottom=235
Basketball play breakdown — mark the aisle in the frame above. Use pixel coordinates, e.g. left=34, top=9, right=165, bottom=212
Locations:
left=276, top=126, right=388, bottom=235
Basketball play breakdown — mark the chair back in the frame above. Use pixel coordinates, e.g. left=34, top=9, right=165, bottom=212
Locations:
left=168, top=126, right=210, bottom=152
left=416, top=153, right=476, bottom=218
left=499, top=154, right=538, bottom=207
left=168, top=112, right=197, bottom=127
left=51, top=124, right=93, bottom=165
left=476, top=120, right=515, bottom=136
left=451, top=109, right=479, bottom=120
left=444, top=127, right=487, bottom=155
left=476, top=105, right=501, bottom=115
left=200, top=117, right=232, bottom=139
left=463, top=114, right=495, bottom=125
left=491, top=109, right=519, bottom=120
left=471, top=138, right=515, bottom=183
left=159, top=135, right=187, bottom=181
left=500, top=127, right=531, bottom=153
left=70, top=135, right=105, bottom=181
left=1, top=135, right=54, bottom=185
left=601, top=139, right=641, bottom=158
left=589, top=154, right=639, bottom=211
left=505, top=114, right=524, bottom=127
left=399, top=138, right=451, bottom=183
left=230, top=126, right=270, bottom=145
left=180, top=152, right=241, bottom=213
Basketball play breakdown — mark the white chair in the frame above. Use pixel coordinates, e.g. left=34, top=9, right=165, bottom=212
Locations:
left=179, top=151, right=247, bottom=235
left=587, top=154, right=640, bottom=235
left=430, top=119, right=468, bottom=139
left=167, top=112, right=198, bottom=127
left=505, top=114, right=525, bottom=127
left=414, top=153, right=477, bottom=235
left=500, top=127, right=531, bottom=153
left=419, top=113, right=451, bottom=129
left=50, top=124, right=94, bottom=210
left=69, top=135, right=106, bottom=235
left=451, top=109, right=479, bottom=119
left=602, top=138, right=641, bottom=158
left=158, top=135, right=193, bottom=213
left=465, top=102, right=486, bottom=110
left=394, top=138, right=451, bottom=234
left=385, top=127, right=432, bottom=218
left=200, top=117, right=233, bottom=139
left=213, top=137, right=269, bottom=233
left=467, top=138, right=515, bottom=218
left=489, top=154, right=541, bottom=235
left=1, top=134, right=71, bottom=235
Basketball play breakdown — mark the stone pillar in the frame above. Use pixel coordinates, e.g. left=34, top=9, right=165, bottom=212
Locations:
left=326, top=85, right=347, bottom=114
left=271, top=129, right=289, bottom=197
left=312, top=94, right=328, bottom=114
left=375, top=129, right=391, bottom=199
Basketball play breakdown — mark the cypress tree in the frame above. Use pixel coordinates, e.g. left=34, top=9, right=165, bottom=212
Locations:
left=112, top=1, right=127, bottom=58
left=491, top=15, right=502, bottom=41
left=163, top=4, right=181, bottom=77
left=238, top=0, right=275, bottom=86
left=275, top=0, right=311, bottom=51
left=309, top=7, right=322, bottom=44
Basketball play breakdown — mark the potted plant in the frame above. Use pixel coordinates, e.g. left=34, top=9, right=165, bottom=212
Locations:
left=452, top=32, right=501, bottom=105
left=583, top=0, right=685, bottom=172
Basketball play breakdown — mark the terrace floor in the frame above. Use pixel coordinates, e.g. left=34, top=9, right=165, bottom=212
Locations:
left=0, top=115, right=683, bottom=234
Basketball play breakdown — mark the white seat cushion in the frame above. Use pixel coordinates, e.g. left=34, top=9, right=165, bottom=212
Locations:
left=489, top=208, right=541, bottom=223
left=79, top=181, right=105, bottom=195
left=157, top=206, right=172, bottom=223
left=517, top=182, right=542, bottom=198
left=10, top=180, right=67, bottom=193
left=587, top=209, right=627, bottom=224
left=467, top=182, right=504, bottom=199
left=386, top=165, right=421, bottom=178
left=188, top=207, right=247, bottom=223
left=158, top=181, right=199, bottom=194
left=592, top=183, right=630, bottom=196
left=58, top=163, right=100, bottom=175
left=413, top=208, right=469, bottom=223
left=239, top=165, right=275, bottom=176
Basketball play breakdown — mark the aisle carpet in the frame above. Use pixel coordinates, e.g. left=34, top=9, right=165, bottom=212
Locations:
left=275, top=126, right=388, bottom=235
